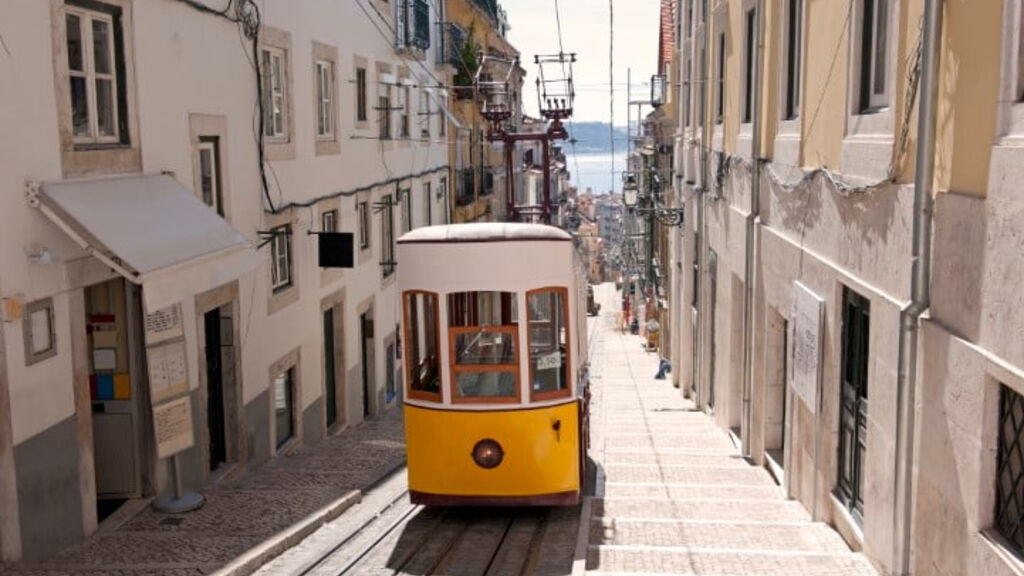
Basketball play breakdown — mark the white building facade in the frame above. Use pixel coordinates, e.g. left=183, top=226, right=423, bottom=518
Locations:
left=0, top=0, right=450, bottom=561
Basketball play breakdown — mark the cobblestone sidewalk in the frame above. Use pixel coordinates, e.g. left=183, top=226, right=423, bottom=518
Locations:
left=1, top=409, right=406, bottom=576
left=584, top=284, right=881, bottom=576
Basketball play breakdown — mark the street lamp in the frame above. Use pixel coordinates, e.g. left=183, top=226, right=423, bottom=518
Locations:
left=622, top=172, right=639, bottom=208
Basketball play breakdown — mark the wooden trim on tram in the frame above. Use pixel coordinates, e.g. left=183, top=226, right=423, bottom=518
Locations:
left=527, top=286, right=573, bottom=402
left=409, top=489, right=579, bottom=507
left=448, top=324, right=521, bottom=405
left=402, top=290, right=442, bottom=403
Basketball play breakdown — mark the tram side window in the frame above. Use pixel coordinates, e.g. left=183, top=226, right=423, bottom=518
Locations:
left=527, top=288, right=570, bottom=399
left=448, top=291, right=519, bottom=402
left=404, top=291, right=441, bottom=400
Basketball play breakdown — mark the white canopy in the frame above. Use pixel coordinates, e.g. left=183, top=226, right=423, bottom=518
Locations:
left=35, top=174, right=263, bottom=311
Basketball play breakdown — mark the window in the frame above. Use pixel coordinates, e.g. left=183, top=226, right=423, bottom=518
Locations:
left=356, top=67, right=368, bottom=122
left=66, top=5, right=120, bottom=144
left=316, top=59, right=334, bottom=139
left=996, top=383, right=1024, bottom=555
left=403, top=291, right=441, bottom=401
left=24, top=298, right=57, bottom=365
left=322, top=209, right=337, bottom=233
left=401, top=188, right=413, bottom=231
left=716, top=32, right=725, bottom=125
left=273, top=367, right=294, bottom=450
left=399, top=85, right=410, bottom=138
left=1016, top=4, right=1024, bottom=103
left=685, top=56, right=692, bottom=127
left=419, top=89, right=430, bottom=138
left=837, top=287, right=870, bottom=522
left=378, top=84, right=392, bottom=140
left=527, top=288, right=570, bottom=400
left=742, top=8, right=756, bottom=124
left=699, top=46, right=707, bottom=126
left=783, top=0, right=804, bottom=120
left=858, top=0, right=890, bottom=112
left=438, top=97, right=447, bottom=137
left=381, top=195, right=396, bottom=276
left=447, top=291, right=519, bottom=402
left=198, top=138, right=223, bottom=216
left=423, top=182, right=432, bottom=225
left=358, top=201, right=370, bottom=249
left=261, top=47, right=287, bottom=138
left=270, top=225, right=292, bottom=292
left=439, top=177, right=449, bottom=223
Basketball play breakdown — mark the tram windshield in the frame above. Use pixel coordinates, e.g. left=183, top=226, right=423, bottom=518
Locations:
left=448, top=291, right=519, bottom=401
left=403, top=292, right=441, bottom=399
left=527, top=288, right=570, bottom=399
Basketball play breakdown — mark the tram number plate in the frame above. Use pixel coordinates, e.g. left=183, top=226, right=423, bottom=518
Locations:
left=538, top=352, right=562, bottom=370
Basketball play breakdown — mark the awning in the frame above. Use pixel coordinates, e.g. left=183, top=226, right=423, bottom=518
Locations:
left=31, top=174, right=263, bottom=311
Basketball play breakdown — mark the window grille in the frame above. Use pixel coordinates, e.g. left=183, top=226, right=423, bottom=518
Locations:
left=996, top=384, right=1024, bottom=555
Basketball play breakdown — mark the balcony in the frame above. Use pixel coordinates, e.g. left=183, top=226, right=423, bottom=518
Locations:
left=396, top=0, right=430, bottom=56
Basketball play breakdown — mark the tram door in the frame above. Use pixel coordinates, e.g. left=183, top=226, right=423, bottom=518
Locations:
left=86, top=279, right=144, bottom=519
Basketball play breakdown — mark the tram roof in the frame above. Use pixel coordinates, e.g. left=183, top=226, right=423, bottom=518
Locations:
left=397, top=223, right=572, bottom=244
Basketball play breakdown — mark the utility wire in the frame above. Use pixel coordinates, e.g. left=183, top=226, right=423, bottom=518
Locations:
left=553, top=0, right=581, bottom=191
left=609, top=0, right=615, bottom=195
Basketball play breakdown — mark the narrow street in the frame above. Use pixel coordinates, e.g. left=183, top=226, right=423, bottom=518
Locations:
left=580, top=283, right=880, bottom=575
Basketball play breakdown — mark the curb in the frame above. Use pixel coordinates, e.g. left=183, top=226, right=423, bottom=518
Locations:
left=210, top=489, right=362, bottom=576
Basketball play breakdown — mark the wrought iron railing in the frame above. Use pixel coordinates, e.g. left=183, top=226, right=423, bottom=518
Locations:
left=997, top=384, right=1024, bottom=555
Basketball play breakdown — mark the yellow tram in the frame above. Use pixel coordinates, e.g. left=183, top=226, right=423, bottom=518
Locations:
left=397, top=223, right=590, bottom=506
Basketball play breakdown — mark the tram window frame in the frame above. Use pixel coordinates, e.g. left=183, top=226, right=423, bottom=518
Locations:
left=526, top=287, right=572, bottom=402
left=447, top=291, right=520, bottom=404
left=403, top=290, right=442, bottom=402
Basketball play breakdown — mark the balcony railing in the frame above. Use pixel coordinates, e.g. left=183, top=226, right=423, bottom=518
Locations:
left=396, top=0, right=430, bottom=53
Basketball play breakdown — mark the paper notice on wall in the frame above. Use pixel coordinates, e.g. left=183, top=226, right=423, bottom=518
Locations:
left=147, top=340, right=189, bottom=403
left=144, top=304, right=184, bottom=345
left=153, top=395, right=194, bottom=459
left=790, top=282, right=824, bottom=413
left=538, top=351, right=562, bottom=370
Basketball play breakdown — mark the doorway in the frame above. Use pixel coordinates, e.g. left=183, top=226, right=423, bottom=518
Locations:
left=764, top=310, right=788, bottom=468
left=204, top=306, right=234, bottom=471
left=360, top=310, right=375, bottom=418
left=323, top=308, right=340, bottom=429
left=708, top=250, right=717, bottom=410
left=86, top=279, right=144, bottom=522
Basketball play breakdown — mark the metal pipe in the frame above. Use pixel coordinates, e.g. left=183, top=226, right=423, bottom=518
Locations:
left=893, top=1, right=942, bottom=573
left=696, top=9, right=712, bottom=409
left=740, top=0, right=766, bottom=457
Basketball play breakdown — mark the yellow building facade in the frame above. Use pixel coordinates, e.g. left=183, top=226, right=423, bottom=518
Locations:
left=444, top=0, right=523, bottom=223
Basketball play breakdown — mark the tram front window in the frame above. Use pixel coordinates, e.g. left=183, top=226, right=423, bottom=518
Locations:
left=403, top=291, right=441, bottom=400
left=448, top=291, right=519, bottom=402
left=528, top=288, right=570, bottom=400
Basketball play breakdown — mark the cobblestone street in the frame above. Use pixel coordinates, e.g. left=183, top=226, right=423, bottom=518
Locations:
left=582, top=284, right=880, bottom=575
left=1, top=411, right=406, bottom=576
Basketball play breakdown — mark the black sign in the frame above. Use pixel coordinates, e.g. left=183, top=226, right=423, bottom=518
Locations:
left=318, top=233, right=355, bottom=268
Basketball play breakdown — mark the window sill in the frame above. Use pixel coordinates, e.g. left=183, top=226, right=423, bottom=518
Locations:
left=979, top=529, right=1024, bottom=575
left=62, top=146, right=142, bottom=178
left=315, top=138, right=340, bottom=156
left=268, top=283, right=299, bottom=316
left=264, top=137, right=296, bottom=161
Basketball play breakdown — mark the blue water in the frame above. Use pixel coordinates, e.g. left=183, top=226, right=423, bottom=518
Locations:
left=566, top=152, right=626, bottom=195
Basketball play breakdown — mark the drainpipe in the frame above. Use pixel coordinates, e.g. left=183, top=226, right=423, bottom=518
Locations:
left=697, top=9, right=716, bottom=410
left=894, top=1, right=942, bottom=573
left=740, top=0, right=766, bottom=458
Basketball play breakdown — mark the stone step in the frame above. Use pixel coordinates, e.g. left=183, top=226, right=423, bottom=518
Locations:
left=592, top=497, right=811, bottom=522
left=601, top=483, right=785, bottom=500
left=589, top=518, right=850, bottom=553
left=586, top=546, right=878, bottom=575
left=601, top=465, right=776, bottom=486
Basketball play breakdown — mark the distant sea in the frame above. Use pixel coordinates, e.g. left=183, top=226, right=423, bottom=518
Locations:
left=567, top=151, right=626, bottom=195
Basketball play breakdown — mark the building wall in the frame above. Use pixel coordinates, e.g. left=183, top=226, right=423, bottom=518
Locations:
left=674, top=1, right=932, bottom=574
left=0, top=0, right=448, bottom=561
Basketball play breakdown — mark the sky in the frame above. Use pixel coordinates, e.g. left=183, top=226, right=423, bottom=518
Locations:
left=504, top=0, right=662, bottom=125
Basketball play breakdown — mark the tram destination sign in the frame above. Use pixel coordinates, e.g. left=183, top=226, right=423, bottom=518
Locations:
left=790, top=282, right=823, bottom=413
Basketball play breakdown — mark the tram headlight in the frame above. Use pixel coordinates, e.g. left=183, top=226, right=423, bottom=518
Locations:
left=471, top=439, right=504, bottom=469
